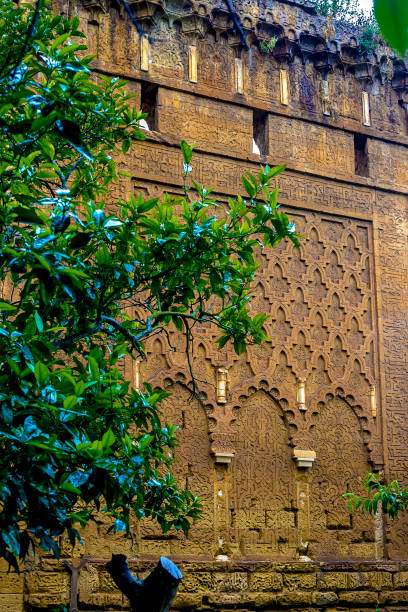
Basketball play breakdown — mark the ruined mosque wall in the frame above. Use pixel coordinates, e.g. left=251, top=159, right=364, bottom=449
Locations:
left=3, top=0, right=408, bottom=610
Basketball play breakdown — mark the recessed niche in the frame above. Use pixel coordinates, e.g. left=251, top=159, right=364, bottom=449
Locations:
left=354, top=133, right=369, bottom=177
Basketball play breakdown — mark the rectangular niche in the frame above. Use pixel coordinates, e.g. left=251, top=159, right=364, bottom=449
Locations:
left=253, top=109, right=269, bottom=156
left=354, top=133, right=369, bottom=177
left=140, top=81, right=158, bottom=131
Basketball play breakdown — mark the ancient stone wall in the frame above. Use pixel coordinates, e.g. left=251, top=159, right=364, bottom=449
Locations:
left=6, top=0, right=408, bottom=610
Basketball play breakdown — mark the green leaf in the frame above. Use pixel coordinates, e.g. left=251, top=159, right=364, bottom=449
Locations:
left=32, top=253, right=51, bottom=272
left=58, top=268, right=88, bottom=280
left=34, top=362, right=49, bottom=385
left=68, top=232, right=92, bottom=249
left=34, top=311, right=44, bottom=332
left=88, top=356, right=99, bottom=379
left=0, top=301, right=16, bottom=311
left=39, top=137, right=55, bottom=160
left=242, top=175, right=256, bottom=198
left=139, top=434, right=154, bottom=449
left=51, top=32, right=71, bottom=51
left=137, top=198, right=158, bottom=214
left=374, top=0, right=408, bottom=57
left=60, top=482, right=81, bottom=495
left=102, top=429, right=115, bottom=449
left=233, top=340, right=247, bottom=355
left=180, top=140, right=194, bottom=164
left=2, top=530, right=20, bottom=556
left=12, top=206, right=46, bottom=225
left=267, top=164, right=286, bottom=178
left=63, top=395, right=77, bottom=410
left=122, top=138, right=131, bottom=154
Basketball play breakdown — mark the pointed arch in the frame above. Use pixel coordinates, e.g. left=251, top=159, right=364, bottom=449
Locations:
left=309, top=395, right=376, bottom=560
left=229, top=388, right=298, bottom=559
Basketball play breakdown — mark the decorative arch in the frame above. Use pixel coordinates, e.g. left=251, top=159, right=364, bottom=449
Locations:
left=308, top=396, right=376, bottom=560
left=144, top=381, right=215, bottom=556
left=228, top=389, right=298, bottom=559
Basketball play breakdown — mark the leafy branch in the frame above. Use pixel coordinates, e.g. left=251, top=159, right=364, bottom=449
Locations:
left=344, top=472, right=408, bottom=518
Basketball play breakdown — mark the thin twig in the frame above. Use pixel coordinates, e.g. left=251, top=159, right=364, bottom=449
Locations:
left=182, top=317, right=197, bottom=397
left=2, top=0, right=43, bottom=80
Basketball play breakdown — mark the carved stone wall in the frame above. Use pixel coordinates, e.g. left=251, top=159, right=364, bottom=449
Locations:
left=228, top=390, right=297, bottom=559
left=14, top=0, right=408, bottom=610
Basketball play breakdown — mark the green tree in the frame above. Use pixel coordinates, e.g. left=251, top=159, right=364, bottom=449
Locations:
left=314, top=0, right=381, bottom=55
left=314, top=0, right=408, bottom=57
left=0, top=0, right=300, bottom=570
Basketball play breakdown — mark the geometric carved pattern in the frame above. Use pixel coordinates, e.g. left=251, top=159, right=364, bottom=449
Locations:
left=137, top=204, right=382, bottom=561
left=255, top=209, right=377, bottom=406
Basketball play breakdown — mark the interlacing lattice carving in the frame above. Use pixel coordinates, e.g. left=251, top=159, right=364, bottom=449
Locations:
left=131, top=202, right=382, bottom=560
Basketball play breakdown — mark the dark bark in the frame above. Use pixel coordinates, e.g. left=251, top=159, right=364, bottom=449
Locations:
left=106, top=554, right=182, bottom=612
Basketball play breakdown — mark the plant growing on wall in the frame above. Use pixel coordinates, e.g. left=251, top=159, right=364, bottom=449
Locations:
left=345, top=473, right=408, bottom=518
left=314, top=0, right=382, bottom=55
left=0, top=0, right=301, bottom=571
left=259, top=37, right=278, bottom=54
left=316, top=0, right=408, bottom=57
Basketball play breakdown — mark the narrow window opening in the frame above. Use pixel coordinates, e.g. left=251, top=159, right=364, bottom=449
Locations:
left=252, top=109, right=268, bottom=156
left=140, top=82, right=158, bottom=131
left=354, top=133, right=369, bottom=177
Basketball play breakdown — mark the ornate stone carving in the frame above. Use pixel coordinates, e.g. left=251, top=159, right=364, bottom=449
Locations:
left=309, top=397, right=375, bottom=560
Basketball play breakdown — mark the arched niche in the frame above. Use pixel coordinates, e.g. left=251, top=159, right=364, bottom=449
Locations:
left=309, top=396, right=375, bottom=560
left=229, top=390, right=297, bottom=559
left=140, top=383, right=214, bottom=556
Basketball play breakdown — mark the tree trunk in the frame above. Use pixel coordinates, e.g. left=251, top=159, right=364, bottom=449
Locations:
left=105, top=554, right=182, bottom=612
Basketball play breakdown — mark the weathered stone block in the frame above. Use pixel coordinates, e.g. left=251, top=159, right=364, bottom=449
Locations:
left=0, top=573, right=23, bottom=594
left=214, top=572, right=248, bottom=592
left=248, top=571, right=283, bottom=591
left=267, top=114, right=354, bottom=178
left=284, top=573, right=317, bottom=589
left=275, top=589, right=313, bottom=606
left=78, top=591, right=125, bottom=607
left=265, top=509, right=296, bottom=528
left=0, top=593, right=23, bottom=612
left=25, top=571, right=69, bottom=594
left=206, top=592, right=257, bottom=606
left=172, top=592, right=203, bottom=608
left=318, top=571, right=348, bottom=589
left=274, top=562, right=319, bottom=573
left=312, top=591, right=339, bottom=606
left=393, top=571, right=408, bottom=588
left=363, top=571, right=392, bottom=590
left=85, top=535, right=134, bottom=558
left=252, top=592, right=278, bottom=607
left=233, top=508, right=267, bottom=529
left=157, top=89, right=252, bottom=156
left=368, top=138, right=408, bottom=190
left=26, top=592, right=69, bottom=607
left=379, top=589, right=408, bottom=604
left=178, top=571, right=214, bottom=592
left=339, top=590, right=379, bottom=604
